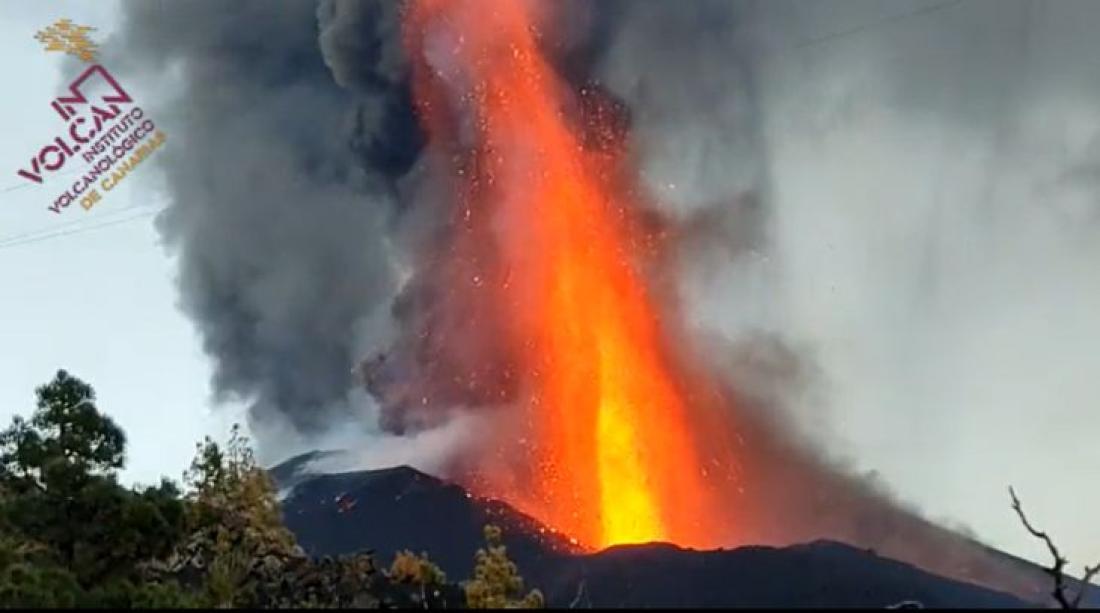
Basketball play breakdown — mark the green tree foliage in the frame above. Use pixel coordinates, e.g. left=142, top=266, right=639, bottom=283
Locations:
left=169, top=425, right=304, bottom=607
left=0, top=531, right=81, bottom=607
left=0, top=370, right=544, bottom=609
left=389, top=550, right=448, bottom=586
left=0, top=370, right=190, bottom=607
left=186, top=426, right=297, bottom=556
left=384, top=550, right=454, bottom=607
left=465, top=525, right=544, bottom=609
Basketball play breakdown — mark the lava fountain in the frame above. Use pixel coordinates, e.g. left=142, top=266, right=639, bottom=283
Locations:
left=402, top=0, right=743, bottom=550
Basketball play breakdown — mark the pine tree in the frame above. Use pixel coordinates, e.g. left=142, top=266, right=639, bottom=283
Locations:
left=464, top=525, right=544, bottom=609
left=0, top=370, right=188, bottom=606
left=176, top=424, right=302, bottom=607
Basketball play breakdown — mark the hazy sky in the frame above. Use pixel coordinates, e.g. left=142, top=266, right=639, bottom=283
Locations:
left=0, top=0, right=1095, bottom=575
left=0, top=1, right=243, bottom=487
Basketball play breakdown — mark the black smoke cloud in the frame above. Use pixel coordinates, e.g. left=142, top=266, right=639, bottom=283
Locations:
left=109, top=0, right=774, bottom=446
left=113, top=0, right=414, bottom=440
left=111, top=2, right=1100, bottom=592
left=318, top=0, right=422, bottom=180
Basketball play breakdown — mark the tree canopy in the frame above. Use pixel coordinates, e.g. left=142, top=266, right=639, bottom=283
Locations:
left=0, top=369, right=542, bottom=609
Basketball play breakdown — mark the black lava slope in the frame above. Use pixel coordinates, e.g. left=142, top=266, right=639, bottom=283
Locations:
left=272, top=454, right=1056, bottom=608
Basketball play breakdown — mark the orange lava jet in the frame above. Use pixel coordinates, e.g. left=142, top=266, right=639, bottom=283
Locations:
left=404, top=0, right=740, bottom=550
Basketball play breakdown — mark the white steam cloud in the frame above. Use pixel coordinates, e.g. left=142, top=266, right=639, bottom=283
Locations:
left=606, top=0, right=1100, bottom=568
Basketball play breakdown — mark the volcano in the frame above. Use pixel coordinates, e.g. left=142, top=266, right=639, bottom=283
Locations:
left=350, top=3, right=1090, bottom=603
left=273, top=452, right=1097, bottom=608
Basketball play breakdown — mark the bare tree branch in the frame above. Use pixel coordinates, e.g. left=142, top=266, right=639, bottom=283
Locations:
left=1009, top=486, right=1097, bottom=609
left=1070, top=563, right=1099, bottom=609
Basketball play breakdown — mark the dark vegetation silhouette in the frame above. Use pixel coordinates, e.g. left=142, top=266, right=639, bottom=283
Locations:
left=0, top=370, right=541, bottom=608
left=3, top=370, right=1088, bottom=608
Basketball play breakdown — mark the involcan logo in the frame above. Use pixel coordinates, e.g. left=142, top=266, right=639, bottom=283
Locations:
left=16, top=19, right=168, bottom=214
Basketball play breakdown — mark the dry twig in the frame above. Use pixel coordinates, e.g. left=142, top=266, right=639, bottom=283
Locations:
left=1009, top=486, right=1099, bottom=608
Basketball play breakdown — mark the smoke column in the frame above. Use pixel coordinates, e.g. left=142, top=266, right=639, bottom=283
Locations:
left=111, top=0, right=1100, bottom=587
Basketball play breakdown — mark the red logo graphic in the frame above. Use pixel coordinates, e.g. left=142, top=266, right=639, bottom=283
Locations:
left=17, top=65, right=134, bottom=185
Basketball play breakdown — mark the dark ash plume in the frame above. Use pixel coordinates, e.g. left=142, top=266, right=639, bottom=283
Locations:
left=113, top=0, right=419, bottom=442
left=318, top=0, right=423, bottom=180
left=111, top=2, right=1100, bottom=599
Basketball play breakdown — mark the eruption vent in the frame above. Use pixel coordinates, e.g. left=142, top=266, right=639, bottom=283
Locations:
left=403, top=0, right=742, bottom=549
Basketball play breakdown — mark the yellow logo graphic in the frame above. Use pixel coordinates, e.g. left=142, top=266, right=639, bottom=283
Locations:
left=35, top=19, right=98, bottom=63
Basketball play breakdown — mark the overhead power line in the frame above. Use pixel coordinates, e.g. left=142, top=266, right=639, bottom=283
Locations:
left=0, top=208, right=157, bottom=252
left=0, top=167, right=87, bottom=194
left=0, top=202, right=156, bottom=247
